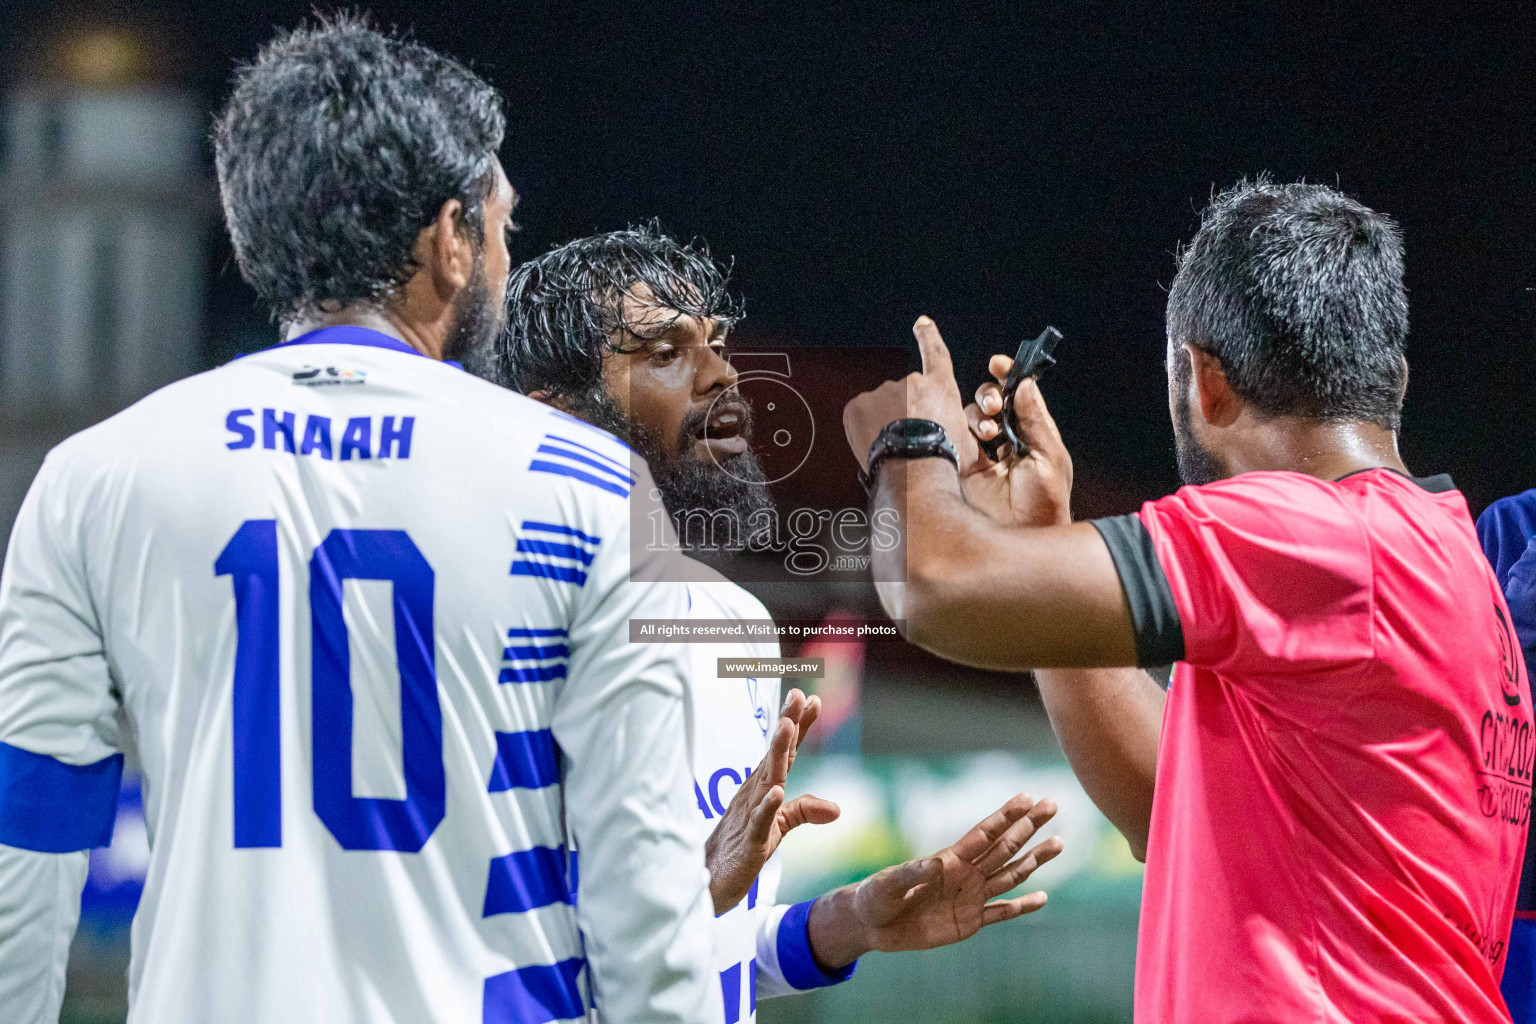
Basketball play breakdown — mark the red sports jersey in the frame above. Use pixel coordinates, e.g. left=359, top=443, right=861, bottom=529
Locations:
left=1108, top=469, right=1530, bottom=1024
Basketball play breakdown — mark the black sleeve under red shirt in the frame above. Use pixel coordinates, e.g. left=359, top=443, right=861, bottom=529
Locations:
left=1088, top=470, right=1452, bottom=673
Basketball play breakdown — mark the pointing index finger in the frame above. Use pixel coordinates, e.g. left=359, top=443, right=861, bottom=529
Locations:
left=913, top=316, right=954, bottom=381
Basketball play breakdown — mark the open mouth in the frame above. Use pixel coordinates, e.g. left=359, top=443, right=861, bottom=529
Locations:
left=693, top=400, right=752, bottom=460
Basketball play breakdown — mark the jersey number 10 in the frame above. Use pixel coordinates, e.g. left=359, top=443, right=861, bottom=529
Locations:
left=216, top=520, right=445, bottom=852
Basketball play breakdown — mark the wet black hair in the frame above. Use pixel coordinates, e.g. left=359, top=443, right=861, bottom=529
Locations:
left=496, top=221, right=742, bottom=399
left=213, top=14, right=505, bottom=322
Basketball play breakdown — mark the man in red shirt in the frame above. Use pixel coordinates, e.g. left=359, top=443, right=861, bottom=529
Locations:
left=843, top=178, right=1531, bottom=1022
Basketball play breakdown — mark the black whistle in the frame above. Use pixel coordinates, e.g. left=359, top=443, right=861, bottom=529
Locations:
left=994, top=326, right=1062, bottom=457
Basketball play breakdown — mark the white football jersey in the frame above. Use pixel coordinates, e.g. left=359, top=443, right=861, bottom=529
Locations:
left=0, top=327, right=719, bottom=1024
left=681, top=566, right=857, bottom=1024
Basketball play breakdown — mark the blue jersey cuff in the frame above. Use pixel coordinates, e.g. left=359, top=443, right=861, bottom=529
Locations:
left=0, top=741, right=123, bottom=852
left=777, top=899, right=859, bottom=989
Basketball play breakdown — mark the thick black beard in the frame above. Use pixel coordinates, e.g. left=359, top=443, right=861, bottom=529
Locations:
left=1173, top=385, right=1227, bottom=486
left=653, top=447, right=775, bottom=530
left=559, top=387, right=645, bottom=446
left=443, top=255, right=503, bottom=367
left=560, top=389, right=776, bottom=527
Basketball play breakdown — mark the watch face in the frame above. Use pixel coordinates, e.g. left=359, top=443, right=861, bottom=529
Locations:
left=898, top=419, right=943, bottom=444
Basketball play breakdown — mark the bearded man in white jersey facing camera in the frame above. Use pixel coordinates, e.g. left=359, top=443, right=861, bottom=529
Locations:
left=0, top=20, right=719, bottom=1024
left=494, top=224, right=1065, bottom=1024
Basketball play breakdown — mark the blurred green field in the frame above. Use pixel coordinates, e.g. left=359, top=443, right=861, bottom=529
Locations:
left=62, top=751, right=1142, bottom=1024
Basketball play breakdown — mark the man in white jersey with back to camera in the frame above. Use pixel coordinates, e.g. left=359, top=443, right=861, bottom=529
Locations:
left=494, top=224, right=1066, bottom=1024
left=0, top=19, right=719, bottom=1024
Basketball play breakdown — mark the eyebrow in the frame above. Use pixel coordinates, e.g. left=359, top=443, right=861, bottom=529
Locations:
left=644, top=316, right=726, bottom=348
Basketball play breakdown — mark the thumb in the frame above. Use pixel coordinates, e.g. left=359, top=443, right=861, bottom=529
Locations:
left=1009, top=379, right=1066, bottom=459
left=778, top=795, right=841, bottom=834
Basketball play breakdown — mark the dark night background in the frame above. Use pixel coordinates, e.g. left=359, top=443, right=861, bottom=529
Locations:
left=9, top=1, right=1536, bottom=514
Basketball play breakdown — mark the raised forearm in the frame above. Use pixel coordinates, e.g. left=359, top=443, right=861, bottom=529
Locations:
left=868, top=458, right=975, bottom=627
left=870, top=460, right=1138, bottom=670
left=1033, top=668, right=1163, bottom=860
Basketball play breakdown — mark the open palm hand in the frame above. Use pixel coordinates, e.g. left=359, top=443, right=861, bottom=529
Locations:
left=853, top=794, right=1062, bottom=952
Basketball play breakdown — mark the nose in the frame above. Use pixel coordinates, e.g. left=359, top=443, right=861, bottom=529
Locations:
left=697, top=345, right=739, bottom=397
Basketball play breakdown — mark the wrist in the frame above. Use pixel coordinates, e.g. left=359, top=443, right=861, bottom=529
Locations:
left=704, top=833, right=727, bottom=916
left=874, top=453, right=962, bottom=497
left=805, top=885, right=872, bottom=970
left=704, top=832, right=747, bottom=917
left=708, top=874, right=732, bottom=917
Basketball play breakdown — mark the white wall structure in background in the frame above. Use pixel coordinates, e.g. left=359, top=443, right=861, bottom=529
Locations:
left=1, top=30, right=208, bottom=415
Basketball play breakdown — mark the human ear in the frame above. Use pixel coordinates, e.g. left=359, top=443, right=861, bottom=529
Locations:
left=418, top=198, right=474, bottom=298
left=533, top=391, right=581, bottom=416
left=1187, top=344, right=1240, bottom=428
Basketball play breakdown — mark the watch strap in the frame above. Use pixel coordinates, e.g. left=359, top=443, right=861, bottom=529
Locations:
left=859, top=419, right=960, bottom=493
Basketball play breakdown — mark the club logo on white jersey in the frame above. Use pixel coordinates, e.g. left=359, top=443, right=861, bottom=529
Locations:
left=292, top=365, right=368, bottom=387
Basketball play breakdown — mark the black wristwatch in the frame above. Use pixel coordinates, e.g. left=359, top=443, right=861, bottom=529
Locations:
left=859, top=419, right=960, bottom=493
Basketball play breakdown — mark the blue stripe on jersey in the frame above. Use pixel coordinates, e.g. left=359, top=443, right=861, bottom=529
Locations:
left=488, top=730, right=560, bottom=791
left=498, top=663, right=568, bottom=684
left=510, top=561, right=588, bottom=587
left=502, top=644, right=571, bottom=661
left=507, top=627, right=569, bottom=638
left=543, top=433, right=632, bottom=472
left=482, top=958, right=585, bottom=1024
left=535, top=443, right=635, bottom=487
left=515, top=540, right=595, bottom=566
left=483, top=846, right=574, bottom=916
left=529, top=432, right=633, bottom=497
left=527, top=460, right=629, bottom=498
left=749, top=958, right=757, bottom=1017
left=511, top=523, right=602, bottom=588
left=0, top=743, right=124, bottom=852
left=720, top=962, right=742, bottom=1024
left=520, top=522, right=601, bottom=546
